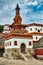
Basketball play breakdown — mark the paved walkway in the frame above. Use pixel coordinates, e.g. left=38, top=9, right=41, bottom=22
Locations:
left=0, top=57, right=43, bottom=65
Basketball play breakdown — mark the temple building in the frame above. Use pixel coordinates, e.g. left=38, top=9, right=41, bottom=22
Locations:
left=3, top=4, right=43, bottom=59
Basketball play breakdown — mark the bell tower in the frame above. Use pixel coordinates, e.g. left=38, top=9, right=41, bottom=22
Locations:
left=13, top=4, right=22, bottom=24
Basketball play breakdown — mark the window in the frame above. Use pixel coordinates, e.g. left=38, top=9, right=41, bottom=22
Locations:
left=36, top=37, right=38, bottom=39
left=30, top=28, right=32, bottom=31
left=10, top=41, right=11, bottom=46
left=29, top=41, right=31, bottom=46
left=41, top=29, right=42, bottom=31
left=14, top=41, right=17, bottom=45
left=35, top=28, right=37, bottom=30
left=38, top=30, right=40, bottom=32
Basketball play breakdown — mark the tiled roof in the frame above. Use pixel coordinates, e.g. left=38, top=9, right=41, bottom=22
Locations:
left=4, top=24, right=11, bottom=26
left=27, top=23, right=43, bottom=27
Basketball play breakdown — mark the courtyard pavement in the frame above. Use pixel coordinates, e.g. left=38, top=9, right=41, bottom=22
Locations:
left=0, top=57, right=43, bottom=65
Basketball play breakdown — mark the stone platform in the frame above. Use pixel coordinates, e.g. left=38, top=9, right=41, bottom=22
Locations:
left=0, top=57, right=43, bottom=65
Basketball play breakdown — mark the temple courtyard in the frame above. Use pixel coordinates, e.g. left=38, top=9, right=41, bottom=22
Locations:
left=0, top=57, right=43, bottom=65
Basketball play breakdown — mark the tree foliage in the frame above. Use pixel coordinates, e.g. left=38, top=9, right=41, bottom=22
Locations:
left=0, top=25, right=3, bottom=32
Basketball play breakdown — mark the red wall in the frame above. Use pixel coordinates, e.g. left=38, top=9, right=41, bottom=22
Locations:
left=35, top=49, right=43, bottom=55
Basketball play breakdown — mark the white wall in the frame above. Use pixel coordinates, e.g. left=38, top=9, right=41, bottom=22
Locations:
left=5, top=38, right=33, bottom=49
left=2, top=31, right=11, bottom=34
left=33, top=35, right=43, bottom=41
left=4, top=26, right=10, bottom=30
left=26, top=26, right=43, bottom=33
left=3, top=25, right=11, bottom=34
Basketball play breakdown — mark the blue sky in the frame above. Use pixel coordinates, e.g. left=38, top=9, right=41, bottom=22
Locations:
left=0, top=0, right=43, bottom=25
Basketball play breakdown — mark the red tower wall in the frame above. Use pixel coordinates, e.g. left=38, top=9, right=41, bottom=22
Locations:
left=35, top=49, right=43, bottom=55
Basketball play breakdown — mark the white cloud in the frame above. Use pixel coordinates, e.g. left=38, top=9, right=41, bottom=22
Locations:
left=37, top=2, right=43, bottom=9
left=3, top=5, right=9, bottom=9
left=25, top=0, right=38, bottom=6
left=24, top=0, right=29, bottom=3
left=22, top=9, right=28, bottom=13
left=2, top=4, right=16, bottom=10
left=0, top=17, right=13, bottom=25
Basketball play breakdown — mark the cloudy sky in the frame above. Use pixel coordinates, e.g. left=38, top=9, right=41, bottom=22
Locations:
left=0, top=0, right=43, bottom=25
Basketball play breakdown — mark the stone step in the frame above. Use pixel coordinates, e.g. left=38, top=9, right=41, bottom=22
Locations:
left=23, top=53, right=35, bottom=60
left=25, top=55, right=34, bottom=60
left=20, top=53, right=28, bottom=61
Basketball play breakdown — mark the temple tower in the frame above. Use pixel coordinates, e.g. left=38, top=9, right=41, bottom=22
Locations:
left=14, top=4, right=22, bottom=24
left=12, top=4, right=27, bottom=33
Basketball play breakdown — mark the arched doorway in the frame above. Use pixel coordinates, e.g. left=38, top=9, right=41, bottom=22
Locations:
left=21, top=43, right=26, bottom=53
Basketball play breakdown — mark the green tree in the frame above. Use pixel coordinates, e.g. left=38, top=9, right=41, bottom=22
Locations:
left=0, top=25, right=3, bottom=32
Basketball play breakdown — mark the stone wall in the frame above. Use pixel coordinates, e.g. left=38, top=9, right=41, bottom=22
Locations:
left=3, top=48, right=21, bottom=59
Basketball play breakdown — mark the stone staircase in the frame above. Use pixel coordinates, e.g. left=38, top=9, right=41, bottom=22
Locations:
left=20, top=53, right=28, bottom=61
left=20, top=53, right=35, bottom=61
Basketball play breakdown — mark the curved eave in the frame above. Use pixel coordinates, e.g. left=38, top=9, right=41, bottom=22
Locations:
left=3, top=33, right=32, bottom=39
left=12, top=24, right=28, bottom=28
left=28, top=32, right=43, bottom=35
